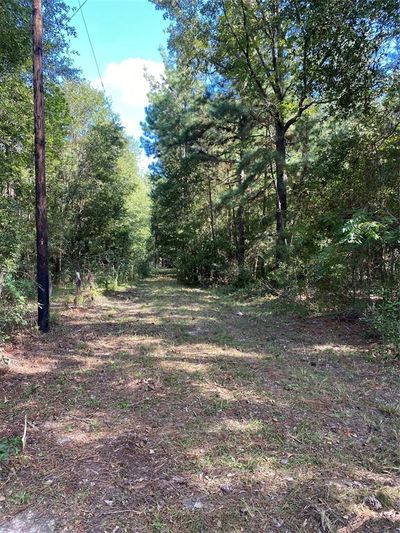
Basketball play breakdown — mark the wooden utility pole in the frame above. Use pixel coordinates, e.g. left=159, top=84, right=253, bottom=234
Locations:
left=33, top=0, right=50, bottom=332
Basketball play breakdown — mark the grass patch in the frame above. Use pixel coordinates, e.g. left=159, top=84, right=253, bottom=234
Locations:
left=9, top=491, right=31, bottom=505
left=115, top=399, right=132, bottom=409
left=203, top=398, right=230, bottom=416
left=1, top=276, right=399, bottom=532
left=85, top=395, right=102, bottom=408
left=376, top=401, right=400, bottom=417
left=0, top=436, right=22, bottom=461
left=23, top=382, right=39, bottom=399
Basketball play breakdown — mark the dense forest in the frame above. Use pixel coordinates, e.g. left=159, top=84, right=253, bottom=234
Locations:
left=142, top=0, right=400, bottom=356
left=1, top=1, right=400, bottom=531
left=0, top=1, right=150, bottom=338
left=0, top=1, right=399, bottom=346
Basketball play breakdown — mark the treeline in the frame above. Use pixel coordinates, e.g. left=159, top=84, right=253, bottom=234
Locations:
left=143, top=0, right=400, bottom=354
left=0, top=1, right=151, bottom=336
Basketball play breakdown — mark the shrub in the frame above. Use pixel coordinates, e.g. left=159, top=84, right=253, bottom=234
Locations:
left=0, top=275, right=31, bottom=341
left=366, top=289, right=400, bottom=358
left=176, top=239, right=232, bottom=286
left=0, top=436, right=22, bottom=462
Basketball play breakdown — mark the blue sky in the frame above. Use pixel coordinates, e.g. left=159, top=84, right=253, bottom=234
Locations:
left=66, top=0, right=167, bottom=149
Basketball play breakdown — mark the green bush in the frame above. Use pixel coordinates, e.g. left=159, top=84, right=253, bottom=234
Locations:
left=366, top=289, right=400, bottom=358
left=231, top=266, right=253, bottom=288
left=0, top=275, right=31, bottom=341
left=176, top=240, right=232, bottom=286
left=0, top=436, right=22, bottom=462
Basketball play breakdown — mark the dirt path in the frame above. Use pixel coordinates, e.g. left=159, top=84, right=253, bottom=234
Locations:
left=1, top=276, right=399, bottom=532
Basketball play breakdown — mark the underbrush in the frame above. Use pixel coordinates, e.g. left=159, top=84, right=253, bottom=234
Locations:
left=366, top=287, right=400, bottom=359
left=0, top=275, right=34, bottom=342
left=238, top=283, right=399, bottom=359
left=213, top=270, right=400, bottom=360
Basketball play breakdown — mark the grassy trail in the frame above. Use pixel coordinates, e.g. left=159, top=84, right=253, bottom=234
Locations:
left=0, top=276, right=399, bottom=532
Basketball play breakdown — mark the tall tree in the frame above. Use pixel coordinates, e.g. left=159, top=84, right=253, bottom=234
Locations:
left=152, top=0, right=399, bottom=262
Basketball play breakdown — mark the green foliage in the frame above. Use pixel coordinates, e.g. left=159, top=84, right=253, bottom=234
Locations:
left=0, top=275, right=31, bottom=341
left=0, top=436, right=22, bottom=462
left=144, top=0, right=399, bottom=319
left=53, top=81, right=152, bottom=286
left=0, top=6, right=151, bottom=335
left=341, top=211, right=386, bottom=246
left=176, top=238, right=233, bottom=286
left=367, top=289, right=400, bottom=358
left=1, top=0, right=399, bottom=337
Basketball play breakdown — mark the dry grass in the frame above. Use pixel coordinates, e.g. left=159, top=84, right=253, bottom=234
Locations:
left=0, top=275, right=399, bottom=532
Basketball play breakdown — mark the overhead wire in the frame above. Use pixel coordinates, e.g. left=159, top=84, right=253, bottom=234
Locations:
left=75, top=0, right=106, bottom=93
left=67, top=0, right=90, bottom=22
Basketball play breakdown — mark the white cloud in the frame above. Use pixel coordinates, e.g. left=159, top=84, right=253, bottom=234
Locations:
left=92, top=57, right=164, bottom=158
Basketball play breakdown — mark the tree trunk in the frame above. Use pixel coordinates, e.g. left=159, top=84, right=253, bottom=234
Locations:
left=275, top=118, right=287, bottom=265
left=207, top=174, right=215, bottom=242
left=236, top=169, right=245, bottom=270
left=236, top=205, right=245, bottom=269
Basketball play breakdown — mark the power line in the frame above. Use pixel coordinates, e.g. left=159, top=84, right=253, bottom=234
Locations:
left=67, top=0, right=90, bottom=22
left=77, top=0, right=106, bottom=93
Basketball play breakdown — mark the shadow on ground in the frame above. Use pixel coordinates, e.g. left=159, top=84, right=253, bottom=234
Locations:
left=0, top=276, right=399, bottom=532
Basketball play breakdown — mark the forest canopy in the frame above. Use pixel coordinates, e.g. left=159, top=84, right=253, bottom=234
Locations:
left=2, top=3, right=400, bottom=530
left=0, top=0, right=399, bottom=358
left=0, top=1, right=151, bottom=337
left=142, top=0, right=400, bottom=354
